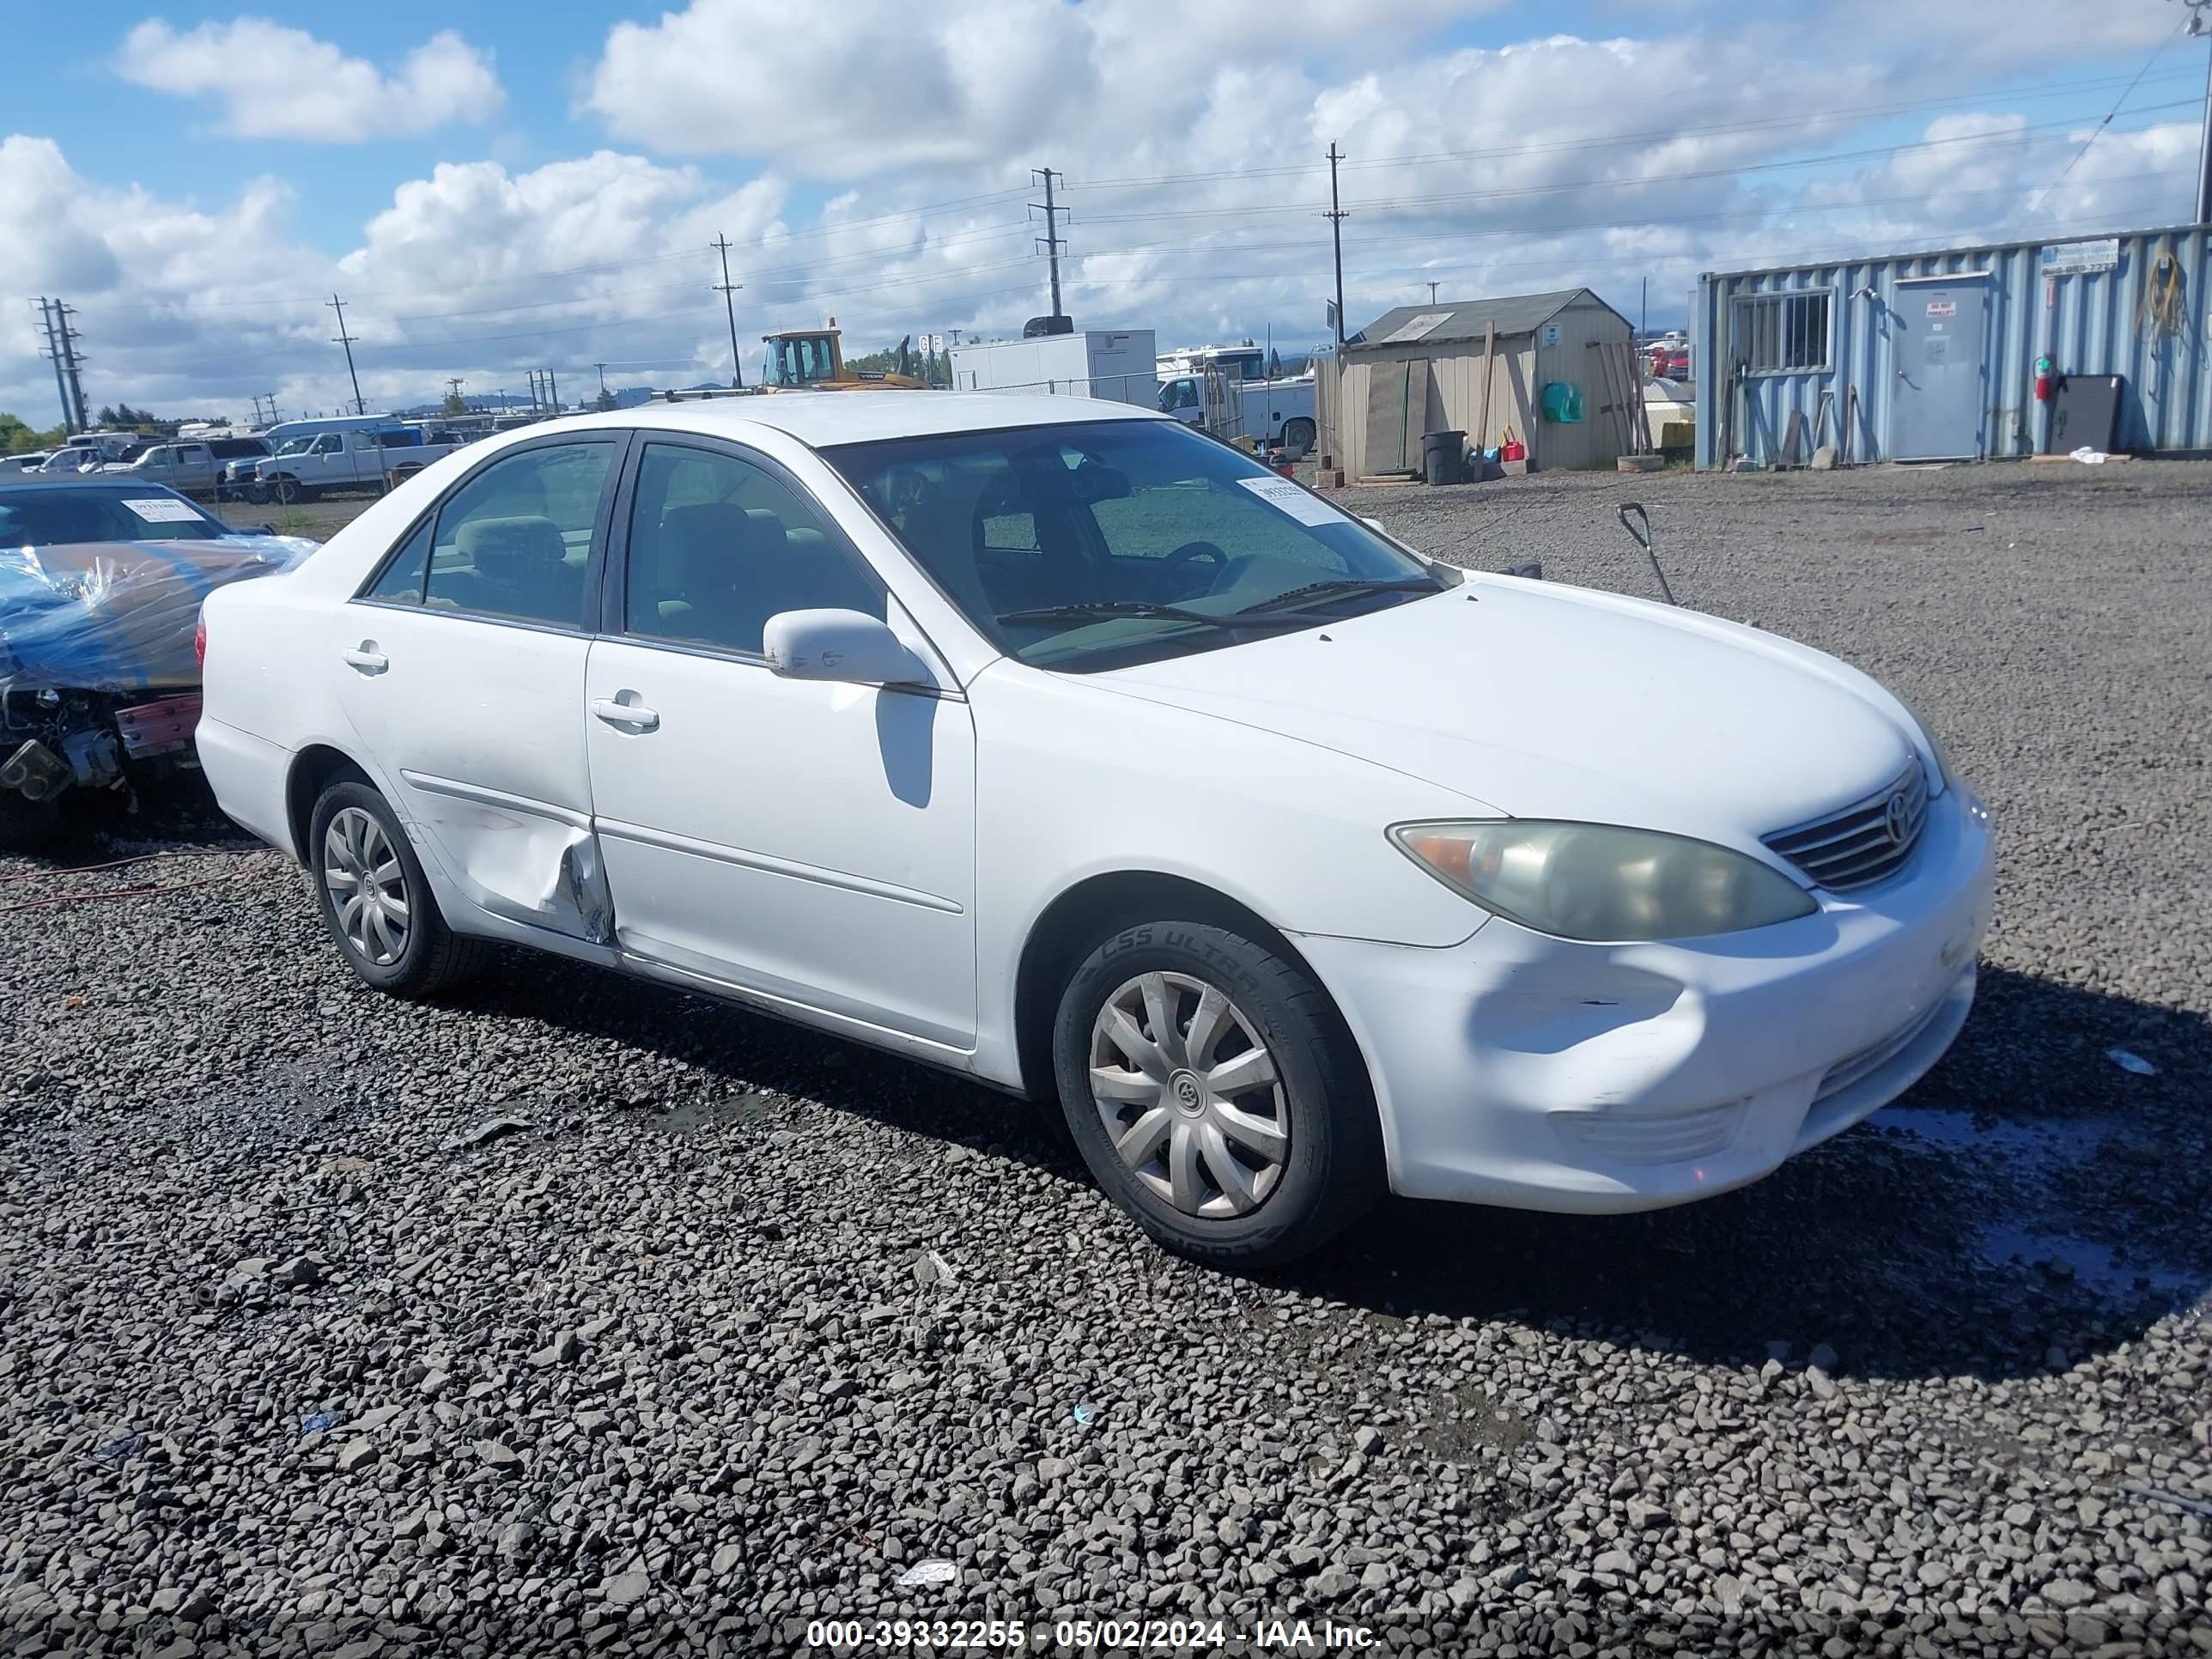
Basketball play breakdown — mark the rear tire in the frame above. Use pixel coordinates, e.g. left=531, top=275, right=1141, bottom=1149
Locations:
left=1282, top=418, right=1316, bottom=459
left=307, top=780, right=488, bottom=998
left=1052, top=920, right=1381, bottom=1268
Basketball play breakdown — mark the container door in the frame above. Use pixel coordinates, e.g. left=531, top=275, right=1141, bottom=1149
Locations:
left=1887, top=276, right=1988, bottom=461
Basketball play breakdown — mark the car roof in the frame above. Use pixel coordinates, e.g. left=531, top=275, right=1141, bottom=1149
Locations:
left=544, top=391, right=1166, bottom=449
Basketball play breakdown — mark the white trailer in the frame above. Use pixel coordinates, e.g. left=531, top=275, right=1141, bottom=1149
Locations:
left=948, top=330, right=1158, bottom=408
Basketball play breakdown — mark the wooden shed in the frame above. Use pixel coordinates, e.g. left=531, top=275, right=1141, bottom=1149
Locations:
left=1332, top=288, right=1638, bottom=478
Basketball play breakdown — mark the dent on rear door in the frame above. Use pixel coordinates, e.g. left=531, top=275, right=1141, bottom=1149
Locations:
left=335, top=610, right=614, bottom=943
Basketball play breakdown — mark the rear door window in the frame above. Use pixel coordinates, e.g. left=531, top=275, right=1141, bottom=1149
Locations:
left=420, top=443, right=617, bottom=628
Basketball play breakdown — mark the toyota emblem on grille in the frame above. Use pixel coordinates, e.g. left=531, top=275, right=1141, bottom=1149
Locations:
left=1884, top=789, right=1911, bottom=845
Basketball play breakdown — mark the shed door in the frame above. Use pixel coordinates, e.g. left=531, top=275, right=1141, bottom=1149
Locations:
left=1363, top=357, right=1428, bottom=473
left=1887, top=276, right=1988, bottom=461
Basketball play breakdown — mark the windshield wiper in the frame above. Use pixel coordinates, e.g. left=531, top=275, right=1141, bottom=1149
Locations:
left=994, top=601, right=1313, bottom=630
left=1231, top=575, right=1443, bottom=616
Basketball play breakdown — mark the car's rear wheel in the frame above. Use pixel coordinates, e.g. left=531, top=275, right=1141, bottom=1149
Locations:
left=1052, top=920, right=1381, bottom=1268
left=1282, top=417, right=1316, bottom=459
left=308, top=780, right=487, bottom=997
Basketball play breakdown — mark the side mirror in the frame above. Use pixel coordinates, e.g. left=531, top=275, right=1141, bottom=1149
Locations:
left=763, top=609, right=929, bottom=687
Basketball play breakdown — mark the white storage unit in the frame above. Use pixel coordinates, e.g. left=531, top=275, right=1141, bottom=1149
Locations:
left=949, top=331, right=1158, bottom=408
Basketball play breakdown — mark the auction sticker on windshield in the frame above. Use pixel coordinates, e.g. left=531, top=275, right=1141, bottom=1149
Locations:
left=125, top=498, right=204, bottom=522
left=1235, top=473, right=1348, bottom=527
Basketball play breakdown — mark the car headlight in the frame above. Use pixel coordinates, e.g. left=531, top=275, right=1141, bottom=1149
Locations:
left=1390, top=820, right=1819, bottom=942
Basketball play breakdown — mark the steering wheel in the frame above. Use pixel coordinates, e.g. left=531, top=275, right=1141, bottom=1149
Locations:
left=1157, top=539, right=1229, bottom=599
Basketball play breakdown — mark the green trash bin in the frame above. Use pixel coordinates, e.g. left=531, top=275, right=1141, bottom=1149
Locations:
left=1540, top=382, right=1584, bottom=423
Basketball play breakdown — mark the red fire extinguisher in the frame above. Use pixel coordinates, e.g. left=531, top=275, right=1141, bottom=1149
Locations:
left=2034, top=354, right=2055, bottom=402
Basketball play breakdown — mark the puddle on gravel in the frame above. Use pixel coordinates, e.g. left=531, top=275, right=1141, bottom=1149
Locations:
left=1875, top=1104, right=2204, bottom=1310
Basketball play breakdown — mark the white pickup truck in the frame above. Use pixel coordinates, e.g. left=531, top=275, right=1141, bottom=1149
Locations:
left=1155, top=345, right=1317, bottom=457
left=246, top=429, right=467, bottom=504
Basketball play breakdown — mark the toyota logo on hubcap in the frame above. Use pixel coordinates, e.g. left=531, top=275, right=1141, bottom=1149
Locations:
left=1172, top=1071, right=1203, bottom=1113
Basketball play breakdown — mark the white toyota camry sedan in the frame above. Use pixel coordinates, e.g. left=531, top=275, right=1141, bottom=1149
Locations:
left=197, top=392, right=1992, bottom=1267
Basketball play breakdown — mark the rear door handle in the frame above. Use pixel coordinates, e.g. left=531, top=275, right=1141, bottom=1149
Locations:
left=592, top=696, right=660, bottom=732
left=343, top=645, right=387, bottom=673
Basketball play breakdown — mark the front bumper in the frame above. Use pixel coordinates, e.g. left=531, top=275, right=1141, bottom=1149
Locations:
left=1295, top=787, right=1994, bottom=1213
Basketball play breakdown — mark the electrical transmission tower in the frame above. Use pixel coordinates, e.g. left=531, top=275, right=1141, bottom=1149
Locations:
left=328, top=295, right=367, bottom=415
left=33, top=299, right=90, bottom=432
left=1030, top=167, right=1066, bottom=319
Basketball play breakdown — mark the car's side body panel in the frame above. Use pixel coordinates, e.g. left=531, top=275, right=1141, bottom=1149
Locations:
left=585, top=639, right=981, bottom=1048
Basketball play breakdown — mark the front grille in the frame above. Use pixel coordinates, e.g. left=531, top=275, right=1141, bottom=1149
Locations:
left=1762, top=757, right=1929, bottom=892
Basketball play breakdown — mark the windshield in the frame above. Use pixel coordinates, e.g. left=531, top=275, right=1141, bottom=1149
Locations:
left=0, top=485, right=233, bottom=546
left=275, top=436, right=315, bottom=456
left=823, top=418, right=1444, bottom=672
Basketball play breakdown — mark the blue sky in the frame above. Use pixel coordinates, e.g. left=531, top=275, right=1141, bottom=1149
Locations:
left=0, top=2, right=2197, bottom=420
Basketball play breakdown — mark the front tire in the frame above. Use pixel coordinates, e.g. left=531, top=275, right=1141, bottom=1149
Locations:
left=1282, top=417, right=1316, bottom=459
left=308, top=781, right=487, bottom=997
left=1052, top=920, right=1381, bottom=1268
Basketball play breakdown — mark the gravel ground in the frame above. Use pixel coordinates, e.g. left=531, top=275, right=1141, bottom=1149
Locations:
left=5, top=460, right=2209, bottom=1657
left=215, top=496, right=378, bottom=545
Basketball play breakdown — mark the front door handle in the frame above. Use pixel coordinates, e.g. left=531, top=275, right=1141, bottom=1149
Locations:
left=343, top=644, right=388, bottom=674
left=592, top=696, right=660, bottom=732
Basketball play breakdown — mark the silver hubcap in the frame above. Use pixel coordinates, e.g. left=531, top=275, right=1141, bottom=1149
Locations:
left=1088, top=971, right=1289, bottom=1219
left=323, top=807, right=410, bottom=967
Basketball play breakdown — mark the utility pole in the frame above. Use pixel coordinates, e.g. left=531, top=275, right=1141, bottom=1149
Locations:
left=1428, top=282, right=1439, bottom=305
left=1030, top=167, right=1066, bottom=319
left=446, top=377, right=465, bottom=411
left=712, top=234, right=745, bottom=390
left=1642, top=276, right=1649, bottom=335
left=328, top=294, right=366, bottom=415
left=2190, top=0, right=2212, bottom=223
left=546, top=367, right=559, bottom=412
left=1326, top=144, right=1348, bottom=349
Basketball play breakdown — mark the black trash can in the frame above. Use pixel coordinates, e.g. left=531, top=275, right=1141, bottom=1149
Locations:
left=1422, top=429, right=1467, bottom=485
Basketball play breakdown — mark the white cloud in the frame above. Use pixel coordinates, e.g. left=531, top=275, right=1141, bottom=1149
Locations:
left=4, top=4, right=2203, bottom=423
left=116, top=18, right=501, bottom=143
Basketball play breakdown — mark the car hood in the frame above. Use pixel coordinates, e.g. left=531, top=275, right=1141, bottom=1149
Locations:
left=0, top=535, right=316, bottom=691
left=1086, top=576, right=1925, bottom=856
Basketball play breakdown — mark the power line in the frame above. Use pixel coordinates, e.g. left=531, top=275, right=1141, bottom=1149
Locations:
left=327, top=294, right=365, bottom=415
left=2027, top=19, right=2188, bottom=218
left=1071, top=105, right=2202, bottom=228
left=1064, top=68, right=2208, bottom=191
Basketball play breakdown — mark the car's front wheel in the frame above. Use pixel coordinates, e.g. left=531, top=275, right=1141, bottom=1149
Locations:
left=1052, top=920, right=1381, bottom=1268
left=308, top=780, right=487, bottom=997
